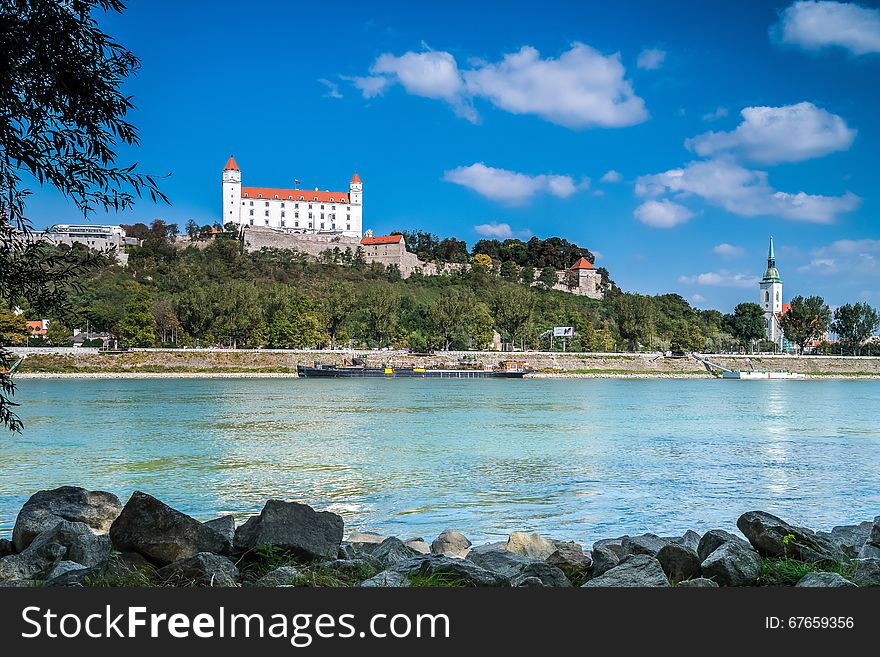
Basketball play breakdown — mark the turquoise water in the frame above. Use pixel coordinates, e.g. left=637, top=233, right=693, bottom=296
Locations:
left=1, top=378, right=878, bottom=544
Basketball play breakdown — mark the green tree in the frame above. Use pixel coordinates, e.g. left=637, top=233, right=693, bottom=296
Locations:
left=520, top=266, right=535, bottom=286
left=0, top=0, right=166, bottom=430
left=490, top=285, right=535, bottom=348
left=427, top=288, right=476, bottom=350
left=669, top=320, right=706, bottom=352
left=268, top=307, right=325, bottom=348
left=725, top=302, right=765, bottom=350
left=364, top=285, right=400, bottom=347
left=831, top=302, right=880, bottom=354
left=214, top=283, right=262, bottom=348
left=613, top=293, right=657, bottom=351
left=176, top=287, right=216, bottom=344
left=538, top=266, right=557, bottom=289
left=0, top=309, right=27, bottom=346
left=780, top=295, right=831, bottom=354
left=117, top=294, right=155, bottom=347
left=45, top=320, right=73, bottom=346
left=499, top=260, right=519, bottom=282
left=319, top=280, right=356, bottom=349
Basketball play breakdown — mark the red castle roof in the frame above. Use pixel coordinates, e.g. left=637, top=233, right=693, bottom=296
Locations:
left=241, top=187, right=350, bottom=204
left=351, top=173, right=361, bottom=184
left=223, top=156, right=239, bottom=171
left=570, top=257, right=595, bottom=270
left=361, top=235, right=402, bottom=246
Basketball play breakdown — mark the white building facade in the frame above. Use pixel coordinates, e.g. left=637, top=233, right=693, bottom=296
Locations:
left=45, top=224, right=133, bottom=264
left=759, top=236, right=786, bottom=349
left=221, top=156, right=363, bottom=238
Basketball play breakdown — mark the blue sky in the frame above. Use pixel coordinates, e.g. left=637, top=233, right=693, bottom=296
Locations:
left=25, top=0, right=880, bottom=312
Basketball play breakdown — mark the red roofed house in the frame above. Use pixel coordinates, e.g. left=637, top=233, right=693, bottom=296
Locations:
left=359, top=231, right=408, bottom=264
left=26, top=320, right=49, bottom=337
left=222, top=157, right=363, bottom=238
left=553, top=256, right=604, bottom=299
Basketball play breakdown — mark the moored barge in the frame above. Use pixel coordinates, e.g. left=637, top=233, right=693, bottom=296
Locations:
left=297, top=360, right=533, bottom=379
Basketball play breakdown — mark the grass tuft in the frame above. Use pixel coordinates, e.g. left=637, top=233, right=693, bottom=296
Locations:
left=758, top=558, right=857, bottom=586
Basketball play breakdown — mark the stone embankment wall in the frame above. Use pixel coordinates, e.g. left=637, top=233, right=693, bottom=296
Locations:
left=12, top=348, right=880, bottom=377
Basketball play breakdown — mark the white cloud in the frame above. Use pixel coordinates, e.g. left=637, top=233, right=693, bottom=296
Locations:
left=349, top=43, right=649, bottom=129
left=686, top=102, right=855, bottom=164
left=678, top=271, right=761, bottom=288
left=636, top=159, right=860, bottom=223
left=600, top=169, right=623, bottom=183
left=473, top=222, right=514, bottom=239
left=804, top=239, right=880, bottom=274
left=443, top=162, right=584, bottom=205
left=702, top=106, right=729, bottom=122
left=691, top=294, right=707, bottom=302
left=773, top=0, right=880, bottom=55
left=712, top=243, right=747, bottom=259
left=636, top=48, right=667, bottom=70
left=317, top=78, right=342, bottom=99
left=634, top=199, right=695, bottom=228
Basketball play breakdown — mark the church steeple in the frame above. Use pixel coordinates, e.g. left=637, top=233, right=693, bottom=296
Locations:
left=762, top=236, right=781, bottom=283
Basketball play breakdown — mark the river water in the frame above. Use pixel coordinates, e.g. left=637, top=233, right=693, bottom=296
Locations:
left=1, top=378, right=877, bottom=544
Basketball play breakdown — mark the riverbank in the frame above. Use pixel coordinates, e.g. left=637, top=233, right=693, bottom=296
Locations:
left=10, top=348, right=880, bottom=379
left=2, top=487, right=878, bottom=588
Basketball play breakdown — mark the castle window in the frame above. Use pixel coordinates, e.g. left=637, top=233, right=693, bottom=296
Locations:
left=249, top=219, right=253, bottom=226
left=265, top=201, right=269, bottom=207
left=244, top=193, right=249, bottom=198
left=295, top=221, right=299, bottom=227
left=765, top=291, right=769, bottom=302
left=332, top=224, right=336, bottom=230
left=274, top=195, right=278, bottom=199
left=288, top=196, right=292, bottom=200
left=320, top=223, right=325, bottom=229
left=249, top=201, right=253, bottom=206
left=295, top=203, right=299, bottom=209
left=332, top=205, right=336, bottom=210
left=241, top=201, right=245, bottom=206
left=308, top=212, right=313, bottom=219
left=281, top=202, right=285, bottom=207
left=281, top=211, right=285, bottom=218
left=309, top=223, right=312, bottom=228
left=249, top=209, right=254, bottom=216
left=321, top=204, right=325, bottom=210
left=308, top=204, right=312, bottom=209
left=299, top=196, right=304, bottom=201
left=347, top=214, right=350, bottom=221
left=264, top=210, right=269, bottom=217
left=347, top=225, right=350, bottom=231
left=281, top=219, right=285, bottom=226
left=258, top=194, right=262, bottom=198
left=320, top=213, right=325, bottom=220
left=313, top=197, right=318, bottom=201
left=295, top=212, right=299, bottom=218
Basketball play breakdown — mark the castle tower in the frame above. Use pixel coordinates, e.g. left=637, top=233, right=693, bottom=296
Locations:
left=222, top=156, right=241, bottom=226
left=349, top=172, right=362, bottom=206
left=759, top=236, right=784, bottom=346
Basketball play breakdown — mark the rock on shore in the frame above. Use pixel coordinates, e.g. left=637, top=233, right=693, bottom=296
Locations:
left=1, top=486, right=878, bottom=588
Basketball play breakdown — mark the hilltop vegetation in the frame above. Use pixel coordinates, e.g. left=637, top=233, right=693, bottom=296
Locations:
left=2, top=222, right=767, bottom=354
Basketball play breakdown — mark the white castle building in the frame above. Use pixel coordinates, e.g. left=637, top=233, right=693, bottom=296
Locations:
left=221, top=156, right=363, bottom=238
left=759, top=236, right=789, bottom=349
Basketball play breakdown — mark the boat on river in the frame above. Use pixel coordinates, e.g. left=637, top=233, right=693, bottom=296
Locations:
left=721, top=370, right=807, bottom=380
left=297, top=359, right=534, bottom=379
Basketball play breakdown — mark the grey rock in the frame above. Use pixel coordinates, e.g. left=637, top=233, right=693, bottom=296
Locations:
left=233, top=499, right=343, bottom=562
left=467, top=548, right=570, bottom=587
left=676, top=577, right=719, bottom=588
left=430, top=529, right=471, bottom=558
left=546, top=541, right=591, bottom=575
left=858, top=543, right=880, bottom=559
left=467, top=541, right=508, bottom=556
left=816, top=522, right=872, bottom=559
left=795, top=572, right=856, bottom=588
left=46, top=560, right=88, bottom=581
left=656, top=543, right=702, bottom=583
left=871, top=516, right=880, bottom=545
left=506, top=532, right=554, bottom=560
left=674, top=530, right=702, bottom=553
left=511, top=575, right=546, bottom=587
left=346, top=532, right=389, bottom=544
left=592, top=537, right=627, bottom=559
left=0, top=539, right=13, bottom=558
left=338, top=541, right=378, bottom=560
left=621, top=533, right=670, bottom=558
left=852, top=558, right=880, bottom=587
left=110, top=491, right=230, bottom=566
left=29, top=520, right=111, bottom=568
left=254, top=566, right=302, bottom=587
left=157, top=552, right=239, bottom=587
left=393, top=555, right=508, bottom=587
left=360, top=570, right=410, bottom=587
left=0, top=540, right=66, bottom=581
left=371, top=537, right=420, bottom=567
left=403, top=538, right=430, bottom=554
left=590, top=546, right=620, bottom=578
left=582, top=555, right=670, bottom=587
left=737, top=511, right=845, bottom=564
left=204, top=516, right=236, bottom=545
left=12, top=486, right=121, bottom=552
left=697, top=529, right=750, bottom=563
left=700, top=541, right=761, bottom=586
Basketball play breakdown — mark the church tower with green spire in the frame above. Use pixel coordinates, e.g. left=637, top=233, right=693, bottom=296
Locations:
left=759, top=236, right=784, bottom=346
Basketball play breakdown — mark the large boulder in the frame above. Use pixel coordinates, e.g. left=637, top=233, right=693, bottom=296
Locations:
left=737, top=511, right=845, bottom=564
left=700, top=541, right=761, bottom=586
left=346, top=532, right=389, bottom=544
left=795, top=572, right=856, bottom=587
left=590, top=546, right=620, bottom=578
left=467, top=548, right=570, bottom=587
left=371, top=537, right=421, bottom=568
left=546, top=541, right=591, bottom=576
left=851, top=558, right=880, bottom=587
left=404, top=538, right=430, bottom=554
left=656, top=543, right=702, bottom=583
left=204, top=516, right=236, bottom=545
left=0, top=539, right=13, bottom=558
left=360, top=570, right=410, bottom=587
left=46, top=561, right=90, bottom=584
left=858, top=517, right=880, bottom=559
left=110, top=491, right=230, bottom=566
left=393, top=555, right=508, bottom=587
left=157, top=553, right=239, bottom=587
left=253, top=566, right=301, bottom=587
left=582, top=555, right=670, bottom=587
left=697, top=529, right=749, bottom=563
left=0, top=540, right=66, bottom=581
left=816, top=522, right=873, bottom=559
left=233, top=500, right=343, bottom=562
left=28, top=520, right=111, bottom=568
left=506, top=532, right=555, bottom=560
left=12, top=486, right=121, bottom=552
left=430, top=529, right=471, bottom=558
left=674, top=530, right=702, bottom=553
left=593, top=537, right=627, bottom=559
left=621, top=534, right=670, bottom=558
